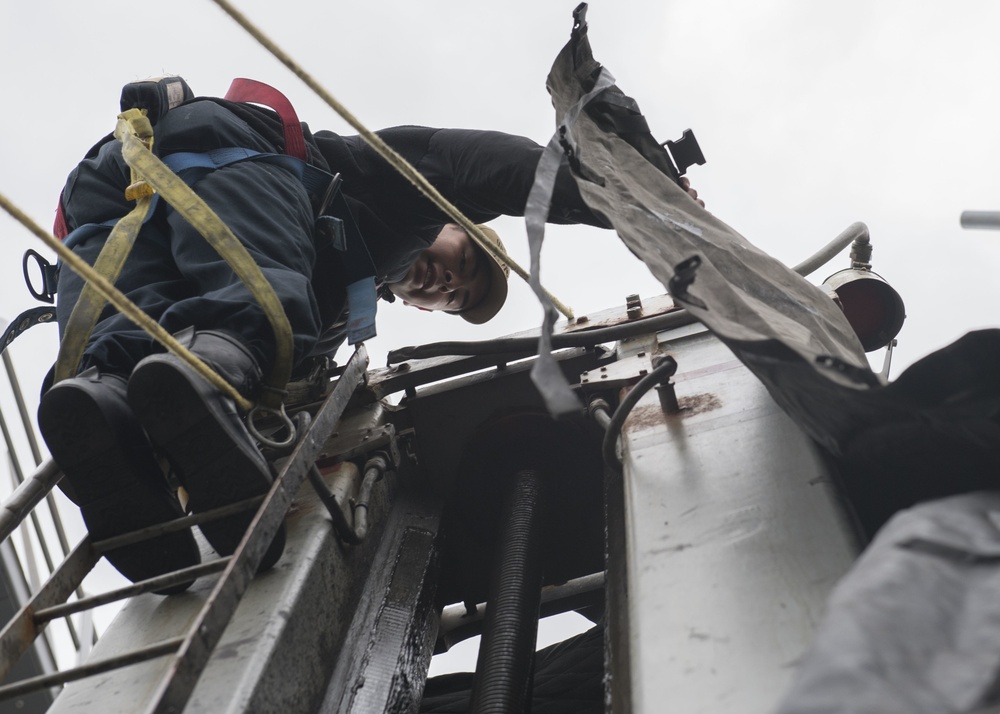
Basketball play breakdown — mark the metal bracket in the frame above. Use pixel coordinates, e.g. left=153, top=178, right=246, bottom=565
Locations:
left=580, top=350, right=662, bottom=392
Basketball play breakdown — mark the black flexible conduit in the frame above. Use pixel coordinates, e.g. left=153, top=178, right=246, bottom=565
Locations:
left=386, top=309, right=693, bottom=364
left=470, top=469, right=547, bottom=714
left=590, top=355, right=678, bottom=468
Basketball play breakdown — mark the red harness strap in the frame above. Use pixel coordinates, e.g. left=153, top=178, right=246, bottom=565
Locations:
left=223, top=78, right=308, bottom=161
left=53, top=79, right=308, bottom=240
left=53, top=192, right=69, bottom=239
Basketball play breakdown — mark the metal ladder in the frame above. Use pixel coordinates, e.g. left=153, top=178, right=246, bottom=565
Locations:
left=0, top=344, right=370, bottom=713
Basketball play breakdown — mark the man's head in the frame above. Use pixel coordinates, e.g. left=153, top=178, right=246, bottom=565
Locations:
left=386, top=224, right=509, bottom=324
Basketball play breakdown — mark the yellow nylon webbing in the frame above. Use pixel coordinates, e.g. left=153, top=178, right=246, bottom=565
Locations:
left=0, top=191, right=255, bottom=412
left=54, top=193, right=152, bottom=383
left=53, top=113, right=156, bottom=384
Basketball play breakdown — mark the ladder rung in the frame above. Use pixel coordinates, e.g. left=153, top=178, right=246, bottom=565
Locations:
left=91, top=496, right=265, bottom=554
left=0, top=459, right=61, bottom=543
left=0, top=636, right=185, bottom=703
left=34, top=558, right=232, bottom=624
left=0, top=539, right=97, bottom=683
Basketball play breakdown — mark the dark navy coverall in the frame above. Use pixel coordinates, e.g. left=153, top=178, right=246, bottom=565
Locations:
left=55, top=97, right=605, bottom=380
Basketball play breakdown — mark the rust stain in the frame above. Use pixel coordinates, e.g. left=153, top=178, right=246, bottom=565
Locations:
left=623, top=393, right=723, bottom=431
left=626, top=404, right=669, bottom=430
left=678, top=392, right=723, bottom=417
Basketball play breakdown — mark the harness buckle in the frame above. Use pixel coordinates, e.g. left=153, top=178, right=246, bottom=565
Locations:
left=22, top=249, right=58, bottom=303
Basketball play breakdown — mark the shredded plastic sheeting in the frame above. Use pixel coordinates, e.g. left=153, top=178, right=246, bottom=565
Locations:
left=775, top=491, right=1000, bottom=714
left=544, top=15, right=1000, bottom=474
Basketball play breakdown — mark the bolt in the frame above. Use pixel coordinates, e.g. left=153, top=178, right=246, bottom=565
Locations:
left=657, top=382, right=680, bottom=414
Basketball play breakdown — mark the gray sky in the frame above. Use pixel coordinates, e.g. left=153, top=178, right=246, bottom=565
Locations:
left=1, top=0, right=999, bottom=670
left=2, top=1, right=999, bottom=391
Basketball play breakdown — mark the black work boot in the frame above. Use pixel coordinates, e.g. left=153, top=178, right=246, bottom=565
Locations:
left=126, top=329, right=286, bottom=572
left=38, top=368, right=200, bottom=594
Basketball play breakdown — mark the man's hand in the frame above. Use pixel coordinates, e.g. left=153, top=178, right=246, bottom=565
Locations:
left=680, top=176, right=705, bottom=208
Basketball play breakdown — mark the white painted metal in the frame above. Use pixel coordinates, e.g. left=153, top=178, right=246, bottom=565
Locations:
left=617, top=325, right=865, bottom=713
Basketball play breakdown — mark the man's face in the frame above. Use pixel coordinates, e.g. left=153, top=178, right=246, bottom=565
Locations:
left=387, top=224, right=492, bottom=313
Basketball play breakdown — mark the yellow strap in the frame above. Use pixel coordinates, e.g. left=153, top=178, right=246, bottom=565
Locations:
left=114, top=109, right=295, bottom=410
left=53, top=115, right=156, bottom=384
left=210, top=0, right=574, bottom=321
left=0, top=191, right=255, bottom=412
left=53, top=193, right=151, bottom=382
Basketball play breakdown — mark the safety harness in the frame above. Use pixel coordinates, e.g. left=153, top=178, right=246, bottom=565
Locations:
left=12, top=76, right=381, bottom=447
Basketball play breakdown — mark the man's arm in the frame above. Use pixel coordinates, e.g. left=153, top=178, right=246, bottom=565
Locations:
left=414, top=127, right=612, bottom=228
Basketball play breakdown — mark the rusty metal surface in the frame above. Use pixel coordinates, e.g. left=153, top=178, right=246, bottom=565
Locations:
left=0, top=460, right=61, bottom=544
left=47, top=352, right=399, bottom=714
left=0, top=539, right=97, bottom=684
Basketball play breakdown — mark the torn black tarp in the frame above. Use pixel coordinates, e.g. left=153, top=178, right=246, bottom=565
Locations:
left=542, top=5, right=1000, bottom=521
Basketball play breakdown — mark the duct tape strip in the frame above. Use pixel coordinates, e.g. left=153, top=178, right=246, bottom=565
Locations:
left=524, top=67, right=617, bottom=418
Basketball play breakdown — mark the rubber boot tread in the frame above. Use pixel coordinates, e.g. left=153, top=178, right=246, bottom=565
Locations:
left=38, top=380, right=200, bottom=595
left=128, top=358, right=285, bottom=572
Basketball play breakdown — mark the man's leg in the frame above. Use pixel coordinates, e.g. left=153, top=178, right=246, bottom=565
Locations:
left=127, top=160, right=321, bottom=571
left=39, top=222, right=201, bottom=593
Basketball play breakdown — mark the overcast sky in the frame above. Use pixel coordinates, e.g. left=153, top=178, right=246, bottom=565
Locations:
left=3, top=0, right=1000, bottom=395
left=2, top=0, right=999, bottom=669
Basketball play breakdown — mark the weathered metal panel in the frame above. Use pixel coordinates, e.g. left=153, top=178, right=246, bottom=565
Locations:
left=615, top=325, right=864, bottom=713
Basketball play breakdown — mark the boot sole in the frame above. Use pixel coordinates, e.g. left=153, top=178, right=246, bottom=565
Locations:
left=39, top=381, right=200, bottom=595
left=128, top=357, right=286, bottom=572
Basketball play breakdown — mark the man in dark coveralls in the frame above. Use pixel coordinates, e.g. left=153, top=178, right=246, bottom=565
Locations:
left=38, top=77, right=696, bottom=592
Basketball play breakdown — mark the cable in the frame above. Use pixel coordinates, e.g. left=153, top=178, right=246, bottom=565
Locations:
left=209, top=0, right=574, bottom=319
left=386, top=308, right=695, bottom=363
left=591, top=355, right=678, bottom=468
left=791, top=222, right=868, bottom=277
